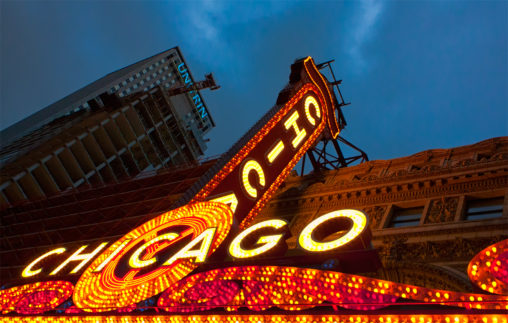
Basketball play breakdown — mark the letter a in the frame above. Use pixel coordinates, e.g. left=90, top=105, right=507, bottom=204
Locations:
left=163, top=227, right=216, bottom=266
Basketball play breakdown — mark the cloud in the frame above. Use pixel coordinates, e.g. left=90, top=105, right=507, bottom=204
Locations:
left=175, top=1, right=296, bottom=68
left=184, top=0, right=291, bottom=42
left=348, top=0, right=385, bottom=73
left=187, top=0, right=222, bottom=44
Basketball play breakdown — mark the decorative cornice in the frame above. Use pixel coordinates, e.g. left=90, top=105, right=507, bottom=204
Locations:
left=371, top=220, right=508, bottom=241
left=275, top=137, right=508, bottom=203
left=268, top=175, right=507, bottom=211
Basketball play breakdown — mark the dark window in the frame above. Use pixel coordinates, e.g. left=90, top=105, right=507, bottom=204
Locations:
left=389, top=207, right=423, bottom=228
left=465, top=198, right=504, bottom=221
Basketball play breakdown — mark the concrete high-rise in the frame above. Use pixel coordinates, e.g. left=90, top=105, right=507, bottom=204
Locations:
left=0, top=47, right=216, bottom=208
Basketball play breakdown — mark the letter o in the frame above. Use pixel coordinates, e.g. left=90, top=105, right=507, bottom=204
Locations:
left=299, top=209, right=367, bottom=252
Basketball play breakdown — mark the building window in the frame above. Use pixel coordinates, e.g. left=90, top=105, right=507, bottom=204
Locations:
left=465, top=197, right=504, bottom=221
left=389, top=206, right=423, bottom=228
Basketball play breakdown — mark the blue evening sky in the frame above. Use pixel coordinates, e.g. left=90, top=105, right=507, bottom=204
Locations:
left=1, top=0, right=507, bottom=161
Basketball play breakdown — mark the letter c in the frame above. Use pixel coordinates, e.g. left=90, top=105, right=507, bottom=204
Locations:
left=129, top=233, right=179, bottom=269
left=22, top=248, right=66, bottom=278
left=241, top=159, right=266, bottom=199
left=304, top=95, right=321, bottom=126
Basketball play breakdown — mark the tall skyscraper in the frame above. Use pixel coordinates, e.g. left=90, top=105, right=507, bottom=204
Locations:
left=0, top=47, right=217, bottom=208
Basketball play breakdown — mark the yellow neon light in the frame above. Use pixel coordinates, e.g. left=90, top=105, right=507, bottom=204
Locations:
left=229, top=219, right=287, bottom=259
left=74, top=202, right=232, bottom=312
left=210, top=193, right=239, bottom=214
left=299, top=209, right=367, bottom=252
left=304, top=95, right=321, bottom=126
left=21, top=248, right=66, bottom=278
left=267, top=140, right=285, bottom=164
left=241, top=159, right=266, bottom=199
left=164, top=227, right=217, bottom=266
left=93, top=239, right=131, bottom=273
left=50, top=243, right=108, bottom=275
left=303, top=57, right=340, bottom=139
left=284, top=111, right=307, bottom=148
left=128, top=233, right=179, bottom=269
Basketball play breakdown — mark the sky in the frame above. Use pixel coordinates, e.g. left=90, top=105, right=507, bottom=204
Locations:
left=1, top=0, right=507, bottom=162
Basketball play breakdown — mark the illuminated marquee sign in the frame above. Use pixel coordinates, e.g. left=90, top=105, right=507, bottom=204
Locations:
left=16, top=209, right=370, bottom=280
left=1, top=57, right=506, bottom=320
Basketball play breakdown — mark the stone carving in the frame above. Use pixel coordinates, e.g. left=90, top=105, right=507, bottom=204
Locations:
left=288, top=214, right=312, bottom=238
left=490, top=152, right=508, bottom=161
left=276, top=186, right=301, bottom=199
left=455, top=159, right=474, bottom=167
left=378, top=236, right=507, bottom=264
left=425, top=197, right=459, bottom=224
left=362, top=174, right=379, bottom=181
left=379, top=238, right=408, bottom=262
left=362, top=205, right=386, bottom=230
left=421, top=164, right=440, bottom=172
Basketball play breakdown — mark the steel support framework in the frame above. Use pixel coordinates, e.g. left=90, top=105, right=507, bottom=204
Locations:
left=299, top=60, right=369, bottom=175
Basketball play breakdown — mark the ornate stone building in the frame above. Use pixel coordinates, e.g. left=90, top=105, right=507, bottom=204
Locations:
left=257, top=136, right=508, bottom=292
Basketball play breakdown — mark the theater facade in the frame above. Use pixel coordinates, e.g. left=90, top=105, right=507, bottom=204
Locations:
left=0, top=57, right=507, bottom=322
